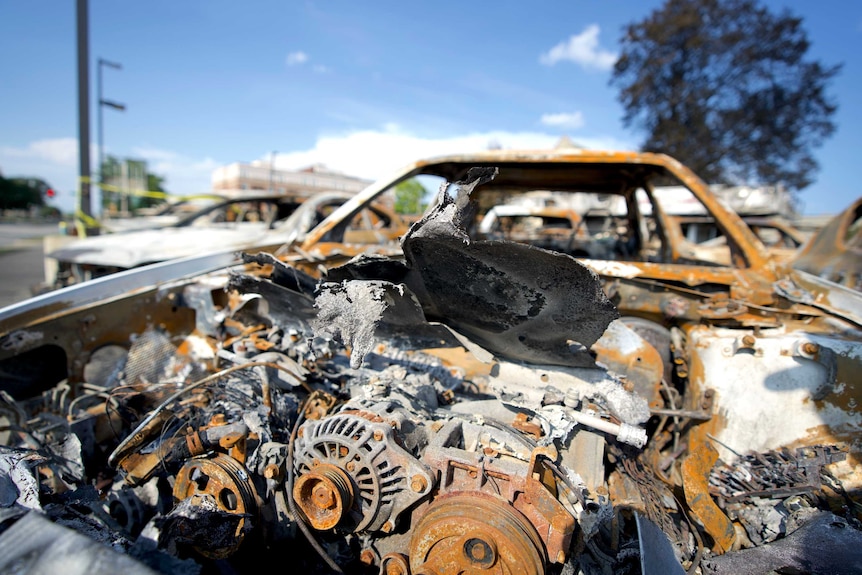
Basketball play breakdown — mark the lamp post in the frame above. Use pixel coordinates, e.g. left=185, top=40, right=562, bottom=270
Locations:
left=98, top=58, right=125, bottom=212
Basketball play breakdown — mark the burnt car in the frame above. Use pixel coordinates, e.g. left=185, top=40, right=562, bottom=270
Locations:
left=47, top=191, right=407, bottom=288
left=791, top=196, right=862, bottom=292
left=0, top=150, right=859, bottom=575
left=667, top=214, right=807, bottom=266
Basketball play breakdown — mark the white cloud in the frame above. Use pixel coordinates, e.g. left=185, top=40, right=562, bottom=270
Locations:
left=266, top=125, right=634, bottom=181
left=0, top=137, right=80, bottom=167
left=286, top=51, right=309, bottom=66
left=540, top=25, right=617, bottom=70
left=312, top=64, right=330, bottom=74
left=130, top=146, right=220, bottom=193
left=540, top=112, right=585, bottom=129
left=0, top=127, right=635, bottom=215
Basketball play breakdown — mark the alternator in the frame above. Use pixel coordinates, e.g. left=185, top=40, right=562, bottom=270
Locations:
left=293, top=411, right=434, bottom=533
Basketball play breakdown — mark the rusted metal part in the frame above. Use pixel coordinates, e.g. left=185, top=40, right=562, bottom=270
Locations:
left=421, top=434, right=574, bottom=566
left=682, top=323, right=862, bottom=491
left=409, top=493, right=546, bottom=575
left=293, top=462, right=355, bottom=531
left=682, top=442, right=736, bottom=553
left=113, top=408, right=177, bottom=485
left=0, top=286, right=197, bottom=384
left=303, top=389, right=339, bottom=420
left=293, top=412, right=435, bottom=533
left=172, top=453, right=259, bottom=559
left=791, top=196, right=861, bottom=292
left=710, top=445, right=847, bottom=502
left=592, top=319, right=665, bottom=409
left=512, top=413, right=542, bottom=440
left=513, top=448, right=575, bottom=565
left=299, top=150, right=772, bottom=271
left=379, top=553, right=410, bottom=575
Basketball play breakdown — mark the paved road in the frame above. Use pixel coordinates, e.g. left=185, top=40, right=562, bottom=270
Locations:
left=0, top=223, right=59, bottom=309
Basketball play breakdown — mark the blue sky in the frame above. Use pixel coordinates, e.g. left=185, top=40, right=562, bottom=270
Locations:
left=1, top=1, right=859, bottom=215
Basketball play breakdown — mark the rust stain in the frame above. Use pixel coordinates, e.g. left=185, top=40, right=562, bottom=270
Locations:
left=682, top=442, right=736, bottom=553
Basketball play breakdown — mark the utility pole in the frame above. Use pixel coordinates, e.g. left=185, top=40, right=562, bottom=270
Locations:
left=98, top=58, right=124, bottom=212
left=76, top=0, right=93, bottom=232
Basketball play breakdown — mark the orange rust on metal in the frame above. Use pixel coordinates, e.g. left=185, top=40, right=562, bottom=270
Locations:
left=222, top=322, right=267, bottom=349
left=607, top=470, right=647, bottom=512
left=113, top=409, right=175, bottom=475
left=409, top=493, right=545, bottom=575
left=303, top=389, right=339, bottom=421
left=682, top=442, right=736, bottom=553
left=422, top=347, right=494, bottom=380
left=172, top=453, right=259, bottom=559
left=293, top=462, right=355, bottom=531
left=226, top=435, right=248, bottom=464
left=359, top=549, right=376, bottom=566
left=118, top=449, right=170, bottom=486
left=410, top=474, right=429, bottom=493
left=380, top=553, right=410, bottom=575
left=263, top=463, right=282, bottom=481
left=509, top=446, right=574, bottom=564
left=297, top=149, right=772, bottom=272
left=512, top=413, right=542, bottom=440
left=186, top=431, right=205, bottom=456
left=592, top=325, right=665, bottom=408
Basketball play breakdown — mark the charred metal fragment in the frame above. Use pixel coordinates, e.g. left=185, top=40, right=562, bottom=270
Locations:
left=324, top=168, right=619, bottom=367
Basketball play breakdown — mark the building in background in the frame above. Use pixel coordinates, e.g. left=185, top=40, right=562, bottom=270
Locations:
left=211, top=162, right=371, bottom=198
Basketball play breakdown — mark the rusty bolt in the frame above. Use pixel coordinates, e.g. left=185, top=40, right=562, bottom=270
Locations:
left=219, top=433, right=242, bottom=449
left=381, top=521, right=394, bottom=533
left=312, top=483, right=337, bottom=510
left=359, top=550, right=375, bottom=565
left=742, top=334, right=756, bottom=347
left=385, top=561, right=406, bottom=575
left=210, top=413, right=227, bottom=426
left=802, top=342, right=819, bottom=355
left=346, top=461, right=356, bottom=472
left=410, top=475, right=428, bottom=493
left=263, top=464, right=281, bottom=480
left=373, top=430, right=384, bottom=442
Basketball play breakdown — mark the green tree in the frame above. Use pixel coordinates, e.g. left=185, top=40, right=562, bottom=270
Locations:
left=611, top=0, right=840, bottom=190
left=394, top=178, right=427, bottom=215
left=100, top=156, right=167, bottom=212
left=0, top=176, right=48, bottom=210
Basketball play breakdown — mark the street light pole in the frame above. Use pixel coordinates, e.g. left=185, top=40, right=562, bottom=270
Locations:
left=97, top=58, right=124, bottom=212
left=76, top=0, right=92, bottom=230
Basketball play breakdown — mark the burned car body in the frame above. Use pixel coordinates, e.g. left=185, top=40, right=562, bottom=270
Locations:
left=47, top=191, right=407, bottom=289
left=0, top=150, right=860, bottom=574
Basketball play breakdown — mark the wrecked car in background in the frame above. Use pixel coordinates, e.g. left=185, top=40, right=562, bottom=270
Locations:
left=0, top=149, right=860, bottom=574
left=791, top=195, right=862, bottom=292
left=47, top=191, right=407, bottom=289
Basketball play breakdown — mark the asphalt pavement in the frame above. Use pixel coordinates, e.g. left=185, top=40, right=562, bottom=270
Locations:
left=0, top=222, right=61, bottom=309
